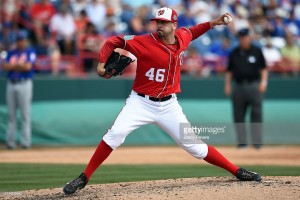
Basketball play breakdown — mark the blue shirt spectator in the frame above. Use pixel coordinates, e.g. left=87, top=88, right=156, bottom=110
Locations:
left=284, top=12, right=300, bottom=36
left=178, top=12, right=196, bottom=28
left=0, top=22, right=18, bottom=50
left=210, top=37, right=234, bottom=57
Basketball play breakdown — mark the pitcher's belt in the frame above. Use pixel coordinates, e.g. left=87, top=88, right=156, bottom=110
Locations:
left=137, top=93, right=172, bottom=102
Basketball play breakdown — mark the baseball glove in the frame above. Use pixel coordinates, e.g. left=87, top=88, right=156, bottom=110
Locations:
left=101, top=52, right=134, bottom=78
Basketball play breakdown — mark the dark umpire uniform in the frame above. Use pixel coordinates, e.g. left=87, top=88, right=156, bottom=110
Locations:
left=225, top=28, right=268, bottom=149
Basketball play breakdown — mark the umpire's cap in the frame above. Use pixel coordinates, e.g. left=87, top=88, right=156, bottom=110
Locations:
left=237, top=28, right=250, bottom=37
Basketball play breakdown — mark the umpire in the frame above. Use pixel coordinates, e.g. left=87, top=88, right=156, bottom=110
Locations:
left=224, top=28, right=268, bottom=149
left=2, top=32, right=36, bottom=149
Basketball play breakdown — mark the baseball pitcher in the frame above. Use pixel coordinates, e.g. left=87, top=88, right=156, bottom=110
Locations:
left=63, top=7, right=262, bottom=195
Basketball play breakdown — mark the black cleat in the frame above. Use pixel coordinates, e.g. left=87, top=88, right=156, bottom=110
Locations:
left=63, top=173, right=88, bottom=195
left=236, top=168, right=262, bottom=182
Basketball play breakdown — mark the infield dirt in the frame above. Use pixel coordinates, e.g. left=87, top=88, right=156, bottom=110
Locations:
left=1, top=146, right=299, bottom=200
left=1, top=176, right=299, bottom=200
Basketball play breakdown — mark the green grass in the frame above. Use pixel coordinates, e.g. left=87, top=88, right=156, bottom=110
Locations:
left=1, top=163, right=300, bottom=192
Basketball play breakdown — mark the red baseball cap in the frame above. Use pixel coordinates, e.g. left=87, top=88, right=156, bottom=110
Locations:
left=150, top=7, right=178, bottom=23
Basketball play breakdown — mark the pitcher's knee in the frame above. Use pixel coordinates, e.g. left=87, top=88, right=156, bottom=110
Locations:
left=102, top=129, right=128, bottom=150
left=183, top=143, right=208, bottom=159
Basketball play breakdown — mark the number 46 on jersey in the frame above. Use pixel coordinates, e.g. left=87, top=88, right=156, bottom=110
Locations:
left=145, top=68, right=166, bottom=82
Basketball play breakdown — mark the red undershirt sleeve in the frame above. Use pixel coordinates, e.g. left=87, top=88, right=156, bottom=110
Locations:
left=189, top=22, right=212, bottom=41
left=98, top=36, right=125, bottom=63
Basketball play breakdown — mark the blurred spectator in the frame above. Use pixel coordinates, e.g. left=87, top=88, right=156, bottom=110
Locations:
left=50, top=6, right=76, bottom=55
left=1, top=0, right=19, bottom=23
left=2, top=31, right=36, bottom=149
left=262, top=37, right=282, bottom=70
left=264, top=0, right=278, bottom=17
left=85, top=0, right=106, bottom=33
left=280, top=33, right=300, bottom=76
left=29, top=0, right=56, bottom=46
left=0, top=22, right=18, bottom=51
left=232, top=2, right=250, bottom=32
left=247, top=0, right=264, bottom=19
left=158, top=0, right=183, bottom=11
left=188, top=0, right=211, bottom=24
left=47, top=38, right=61, bottom=75
left=294, top=2, right=300, bottom=20
left=120, top=4, right=134, bottom=27
left=177, top=10, right=196, bottom=28
left=78, top=22, right=104, bottom=72
left=56, top=0, right=73, bottom=13
left=208, top=0, right=231, bottom=19
left=104, top=21, right=117, bottom=37
left=205, top=1, right=232, bottom=41
left=1, top=0, right=299, bottom=77
left=210, top=37, right=232, bottom=57
left=207, top=38, right=232, bottom=74
left=106, top=0, right=122, bottom=17
left=251, top=12, right=269, bottom=39
left=269, top=8, right=288, bottom=38
left=71, top=0, right=89, bottom=17
left=17, top=0, right=34, bottom=30
left=74, top=10, right=90, bottom=35
left=129, top=6, right=150, bottom=35
left=284, top=11, right=300, bottom=37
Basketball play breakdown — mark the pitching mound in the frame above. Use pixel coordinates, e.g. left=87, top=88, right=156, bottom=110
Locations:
left=2, top=176, right=299, bottom=200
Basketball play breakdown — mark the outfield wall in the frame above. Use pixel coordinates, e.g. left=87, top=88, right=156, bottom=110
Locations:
left=1, top=77, right=300, bottom=103
left=0, top=77, right=299, bottom=146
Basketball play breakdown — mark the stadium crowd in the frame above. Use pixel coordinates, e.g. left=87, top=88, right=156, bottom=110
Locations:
left=0, top=0, right=300, bottom=77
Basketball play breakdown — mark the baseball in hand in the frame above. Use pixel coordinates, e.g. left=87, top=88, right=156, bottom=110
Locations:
left=223, top=16, right=232, bottom=24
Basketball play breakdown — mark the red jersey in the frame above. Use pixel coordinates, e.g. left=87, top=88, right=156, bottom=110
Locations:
left=30, top=3, right=56, bottom=23
left=99, top=22, right=211, bottom=97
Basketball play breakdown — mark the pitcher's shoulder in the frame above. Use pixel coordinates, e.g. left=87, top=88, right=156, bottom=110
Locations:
left=176, top=27, right=192, bottom=36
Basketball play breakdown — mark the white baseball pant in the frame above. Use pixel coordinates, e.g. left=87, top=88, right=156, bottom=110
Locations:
left=103, top=90, right=208, bottom=159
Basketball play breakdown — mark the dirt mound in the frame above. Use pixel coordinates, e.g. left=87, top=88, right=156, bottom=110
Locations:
left=1, top=176, right=299, bottom=200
